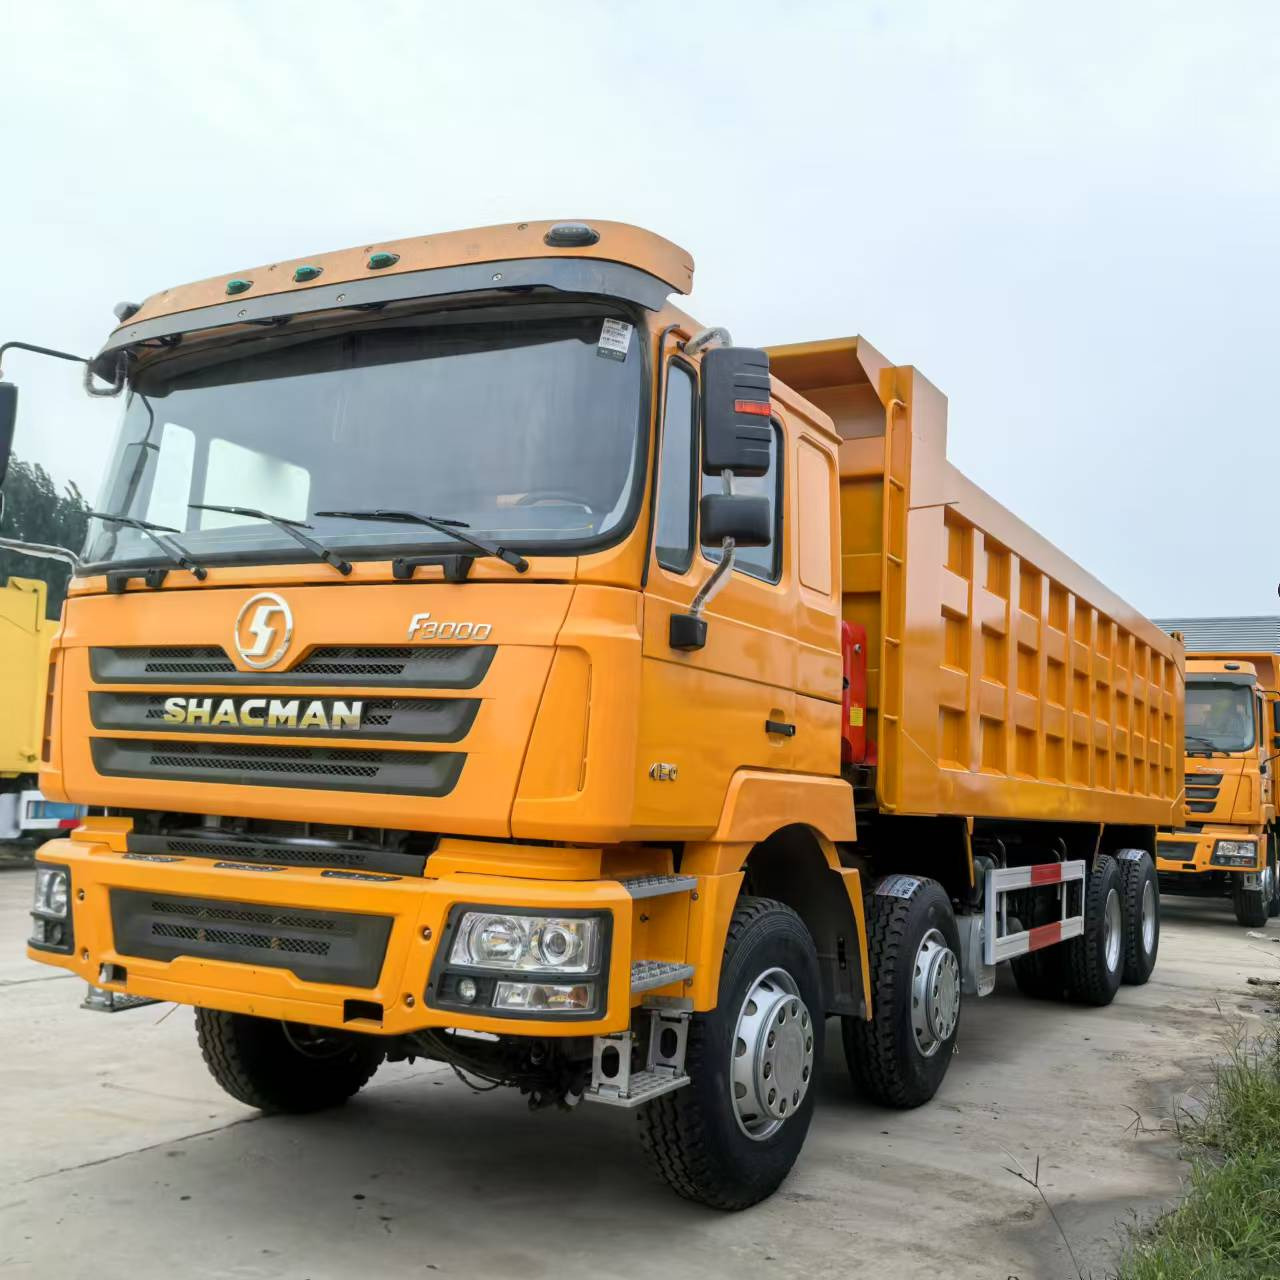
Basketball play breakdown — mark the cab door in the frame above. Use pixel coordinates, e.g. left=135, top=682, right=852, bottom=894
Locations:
left=634, top=345, right=842, bottom=835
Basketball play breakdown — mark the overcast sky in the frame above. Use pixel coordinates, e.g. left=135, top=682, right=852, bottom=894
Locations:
left=2, top=0, right=1276, bottom=617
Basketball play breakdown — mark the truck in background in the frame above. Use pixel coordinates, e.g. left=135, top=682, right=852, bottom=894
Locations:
left=0, top=575, right=84, bottom=844
left=1154, top=616, right=1280, bottom=926
left=4, top=221, right=1182, bottom=1208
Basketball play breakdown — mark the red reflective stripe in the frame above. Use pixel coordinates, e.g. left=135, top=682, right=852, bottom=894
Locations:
left=56, top=819, right=80, bottom=830
left=734, top=399, right=772, bottom=416
left=1027, top=922, right=1063, bottom=951
left=1030, top=863, right=1065, bottom=885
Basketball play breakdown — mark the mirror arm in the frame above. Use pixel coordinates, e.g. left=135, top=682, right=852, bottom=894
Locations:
left=690, top=538, right=736, bottom=617
left=0, top=340, right=89, bottom=378
left=0, top=340, right=125, bottom=397
left=0, top=535, right=84, bottom=574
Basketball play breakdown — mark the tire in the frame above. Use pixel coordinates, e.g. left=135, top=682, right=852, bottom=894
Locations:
left=1063, top=855, right=1125, bottom=1006
left=842, top=876, right=961, bottom=1108
left=1115, top=849, right=1159, bottom=985
left=1010, top=884, right=1067, bottom=1000
left=195, top=1008, right=384, bottom=1113
left=638, top=897, right=823, bottom=1210
left=1233, top=873, right=1269, bottom=928
left=1267, top=845, right=1280, bottom=919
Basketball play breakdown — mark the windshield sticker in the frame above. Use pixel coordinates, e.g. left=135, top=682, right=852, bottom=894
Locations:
left=598, top=318, right=633, bottom=361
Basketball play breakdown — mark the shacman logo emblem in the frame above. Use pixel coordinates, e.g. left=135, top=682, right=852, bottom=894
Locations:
left=234, top=591, right=293, bottom=669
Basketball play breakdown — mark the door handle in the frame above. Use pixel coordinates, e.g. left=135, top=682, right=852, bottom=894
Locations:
left=765, top=719, right=796, bottom=738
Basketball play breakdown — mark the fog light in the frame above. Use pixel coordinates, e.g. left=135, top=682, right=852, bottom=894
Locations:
left=457, top=977, right=479, bottom=1004
left=493, top=981, right=594, bottom=1013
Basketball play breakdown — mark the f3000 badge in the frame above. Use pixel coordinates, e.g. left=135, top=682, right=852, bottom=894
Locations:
left=407, top=612, right=492, bottom=641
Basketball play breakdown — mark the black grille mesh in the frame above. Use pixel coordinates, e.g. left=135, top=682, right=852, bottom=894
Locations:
left=92, top=737, right=465, bottom=797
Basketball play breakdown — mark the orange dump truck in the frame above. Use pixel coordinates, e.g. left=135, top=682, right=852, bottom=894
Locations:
left=0, top=222, right=1183, bottom=1208
left=1153, top=617, right=1280, bottom=925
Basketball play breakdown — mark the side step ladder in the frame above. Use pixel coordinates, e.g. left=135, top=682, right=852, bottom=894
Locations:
left=583, top=1008, right=690, bottom=1108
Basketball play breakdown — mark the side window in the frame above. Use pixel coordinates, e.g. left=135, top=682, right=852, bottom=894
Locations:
left=654, top=364, right=697, bottom=573
left=701, top=423, right=782, bottom=582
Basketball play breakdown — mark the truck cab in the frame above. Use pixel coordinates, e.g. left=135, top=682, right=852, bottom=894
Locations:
left=1157, top=656, right=1280, bottom=925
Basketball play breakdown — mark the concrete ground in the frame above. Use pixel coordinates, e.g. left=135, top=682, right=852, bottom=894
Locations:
left=2, top=868, right=1277, bottom=1280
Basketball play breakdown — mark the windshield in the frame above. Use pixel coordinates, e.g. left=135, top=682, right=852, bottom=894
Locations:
left=85, top=307, right=646, bottom=567
left=1185, top=681, right=1256, bottom=753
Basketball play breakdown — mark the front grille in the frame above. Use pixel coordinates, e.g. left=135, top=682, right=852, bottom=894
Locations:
left=91, top=738, right=464, bottom=797
left=90, top=644, right=494, bottom=689
left=109, top=889, right=391, bottom=987
left=88, top=691, right=479, bottom=742
left=126, top=830, right=428, bottom=876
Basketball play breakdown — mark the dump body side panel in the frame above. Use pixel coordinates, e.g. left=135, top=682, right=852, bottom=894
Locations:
left=767, top=337, right=1184, bottom=829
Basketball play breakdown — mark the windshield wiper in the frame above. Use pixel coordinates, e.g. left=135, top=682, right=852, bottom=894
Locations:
left=314, top=509, right=530, bottom=575
left=190, top=504, right=352, bottom=575
left=1185, top=734, right=1228, bottom=756
left=87, top=511, right=208, bottom=580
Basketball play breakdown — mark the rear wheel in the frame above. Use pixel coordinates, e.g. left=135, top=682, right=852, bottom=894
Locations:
left=195, top=1008, right=384, bottom=1113
left=1267, top=847, right=1280, bottom=919
left=1233, top=866, right=1270, bottom=928
left=1063, top=855, right=1125, bottom=1006
left=842, top=877, right=961, bottom=1108
left=638, top=897, right=823, bottom=1210
left=1116, top=850, right=1159, bottom=985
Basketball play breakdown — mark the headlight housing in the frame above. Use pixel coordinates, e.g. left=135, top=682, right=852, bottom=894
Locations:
left=450, top=912, right=600, bottom=973
left=430, top=907, right=609, bottom=1018
left=1212, top=840, right=1258, bottom=868
left=29, top=863, right=74, bottom=953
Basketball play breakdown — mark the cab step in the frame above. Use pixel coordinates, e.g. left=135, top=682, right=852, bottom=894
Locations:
left=619, top=874, right=697, bottom=899
left=631, top=959, right=694, bottom=993
left=583, top=1010, right=690, bottom=1108
left=81, top=984, right=161, bottom=1013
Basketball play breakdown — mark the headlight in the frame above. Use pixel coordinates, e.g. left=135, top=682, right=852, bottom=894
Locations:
left=450, top=912, right=600, bottom=974
left=1212, top=841, right=1258, bottom=867
left=430, top=907, right=609, bottom=1018
left=33, top=866, right=69, bottom=918
left=29, top=864, right=74, bottom=953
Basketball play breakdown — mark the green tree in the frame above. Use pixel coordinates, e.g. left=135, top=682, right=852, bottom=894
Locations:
left=0, top=456, right=90, bottom=618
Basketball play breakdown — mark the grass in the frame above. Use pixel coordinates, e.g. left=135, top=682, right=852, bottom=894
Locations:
left=1117, top=1020, right=1280, bottom=1279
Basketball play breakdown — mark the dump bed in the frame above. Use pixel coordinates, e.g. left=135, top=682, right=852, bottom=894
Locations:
left=766, top=337, right=1184, bottom=827
left=0, top=577, right=51, bottom=779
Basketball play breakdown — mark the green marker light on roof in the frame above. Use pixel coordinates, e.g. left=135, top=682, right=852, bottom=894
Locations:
left=367, top=252, right=399, bottom=270
left=225, top=278, right=252, bottom=295
left=293, top=265, right=323, bottom=283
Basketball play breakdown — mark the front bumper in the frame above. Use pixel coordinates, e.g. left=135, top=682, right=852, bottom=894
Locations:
left=26, top=834, right=654, bottom=1037
left=1156, top=830, right=1262, bottom=876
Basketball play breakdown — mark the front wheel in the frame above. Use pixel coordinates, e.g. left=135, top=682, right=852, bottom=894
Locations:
left=842, top=877, right=961, bottom=1108
left=195, top=1008, right=384, bottom=1113
left=1233, top=866, right=1270, bottom=928
left=638, top=897, right=823, bottom=1210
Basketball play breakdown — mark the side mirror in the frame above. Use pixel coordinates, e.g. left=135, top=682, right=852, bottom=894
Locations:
left=0, top=382, right=16, bottom=489
left=700, top=493, right=771, bottom=548
left=700, top=346, right=772, bottom=477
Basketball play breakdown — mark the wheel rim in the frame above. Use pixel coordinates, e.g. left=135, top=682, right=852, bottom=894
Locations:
left=1141, top=879, right=1157, bottom=953
left=910, top=929, right=961, bottom=1059
left=1103, top=887, right=1123, bottom=972
left=731, top=967, right=815, bottom=1141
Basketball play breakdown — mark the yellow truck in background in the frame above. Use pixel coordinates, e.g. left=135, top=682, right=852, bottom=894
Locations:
left=1154, top=617, right=1280, bottom=926
left=0, top=576, right=83, bottom=842
left=1, top=221, right=1183, bottom=1208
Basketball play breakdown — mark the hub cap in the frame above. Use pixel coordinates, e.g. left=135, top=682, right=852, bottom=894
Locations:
left=1141, top=878, right=1157, bottom=953
left=910, top=929, right=960, bottom=1058
left=1103, top=887, right=1123, bottom=972
left=731, top=968, right=815, bottom=1141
